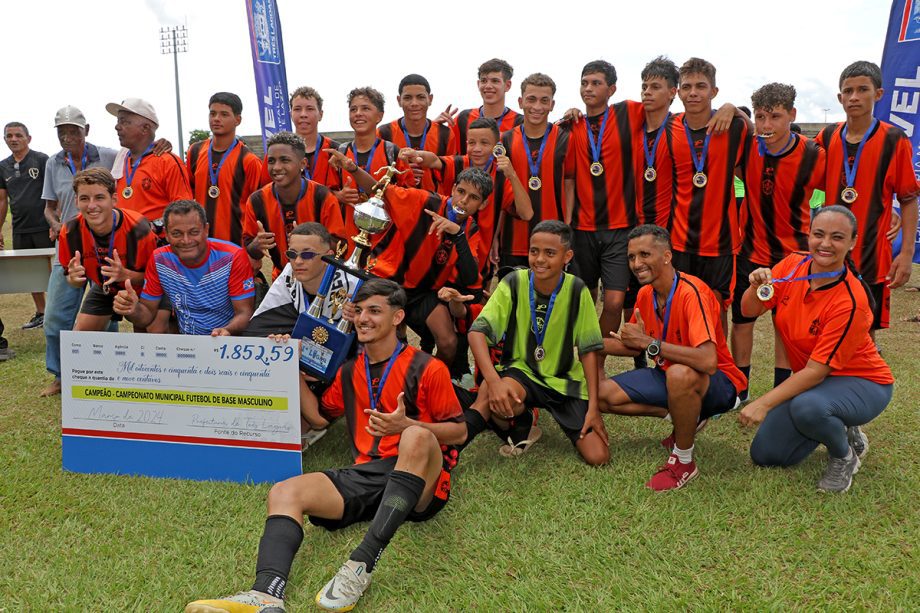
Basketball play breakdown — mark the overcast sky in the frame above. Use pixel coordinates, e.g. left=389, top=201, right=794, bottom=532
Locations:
left=3, top=0, right=891, bottom=157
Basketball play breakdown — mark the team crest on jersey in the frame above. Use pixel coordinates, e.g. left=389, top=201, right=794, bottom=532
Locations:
left=28, top=167, right=39, bottom=179
left=809, top=318, right=820, bottom=336
left=142, top=177, right=152, bottom=190
left=434, top=242, right=451, bottom=265
left=762, top=179, right=775, bottom=196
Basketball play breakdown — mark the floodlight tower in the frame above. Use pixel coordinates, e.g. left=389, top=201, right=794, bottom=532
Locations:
left=160, top=25, right=189, bottom=159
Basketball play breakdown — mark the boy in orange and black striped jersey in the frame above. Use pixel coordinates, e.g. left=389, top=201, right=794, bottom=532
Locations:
left=243, top=132, right=347, bottom=280
left=816, top=60, right=919, bottom=332
left=378, top=74, right=457, bottom=193
left=564, top=60, right=644, bottom=340
left=666, top=58, right=750, bottom=322
left=333, top=87, right=413, bottom=219
left=443, top=58, right=524, bottom=155
left=493, top=73, right=571, bottom=270
left=732, top=83, right=825, bottom=397
left=58, top=168, right=156, bottom=333
left=184, top=279, right=465, bottom=612
left=186, top=92, right=263, bottom=247
left=258, top=87, right=342, bottom=191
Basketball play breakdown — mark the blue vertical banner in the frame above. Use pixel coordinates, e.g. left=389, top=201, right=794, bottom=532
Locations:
left=879, top=0, right=920, bottom=262
left=245, top=0, right=292, bottom=149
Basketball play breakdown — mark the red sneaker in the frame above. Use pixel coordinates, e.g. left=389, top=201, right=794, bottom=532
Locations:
left=646, top=454, right=699, bottom=491
left=660, top=418, right=709, bottom=451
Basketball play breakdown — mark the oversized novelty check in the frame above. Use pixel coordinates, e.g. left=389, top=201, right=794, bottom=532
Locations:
left=61, top=331, right=301, bottom=483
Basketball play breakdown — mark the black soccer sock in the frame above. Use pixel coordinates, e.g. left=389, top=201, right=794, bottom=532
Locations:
left=738, top=365, right=751, bottom=396
left=456, top=407, right=489, bottom=452
left=774, top=367, right=792, bottom=388
left=350, top=470, right=426, bottom=572
left=251, top=515, right=304, bottom=600
left=633, top=353, right=648, bottom=369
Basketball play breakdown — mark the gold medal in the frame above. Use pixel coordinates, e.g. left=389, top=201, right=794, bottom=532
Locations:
left=841, top=186, right=858, bottom=204
left=644, top=166, right=657, bottom=182
left=208, top=185, right=221, bottom=199
left=590, top=161, right=604, bottom=177
left=534, top=345, right=545, bottom=361
left=492, top=143, right=506, bottom=157
left=692, top=172, right=708, bottom=188
left=122, top=186, right=133, bottom=199
left=528, top=176, right=542, bottom=191
left=756, top=284, right=775, bottom=302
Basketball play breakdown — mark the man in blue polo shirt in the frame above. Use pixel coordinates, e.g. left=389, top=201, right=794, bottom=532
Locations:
left=113, top=200, right=255, bottom=335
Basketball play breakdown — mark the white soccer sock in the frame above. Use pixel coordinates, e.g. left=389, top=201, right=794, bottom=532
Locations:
left=672, top=444, right=694, bottom=464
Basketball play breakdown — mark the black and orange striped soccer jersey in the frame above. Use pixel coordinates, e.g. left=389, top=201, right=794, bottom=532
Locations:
left=58, top=208, right=157, bottom=291
left=452, top=106, right=524, bottom=154
left=378, top=119, right=458, bottom=192
left=739, top=134, right=825, bottom=267
left=321, top=343, right=463, bottom=465
left=186, top=138, right=264, bottom=246
left=364, top=185, right=477, bottom=290
left=565, top=100, right=645, bottom=232
left=493, top=123, right=571, bottom=257
left=437, top=155, right=495, bottom=283
left=666, top=114, right=749, bottom=256
left=816, top=120, right=920, bottom=284
left=242, top=180, right=347, bottom=277
left=636, top=116, right=676, bottom=228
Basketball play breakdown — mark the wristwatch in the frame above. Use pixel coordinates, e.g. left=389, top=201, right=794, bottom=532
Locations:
left=646, top=338, right=661, bottom=358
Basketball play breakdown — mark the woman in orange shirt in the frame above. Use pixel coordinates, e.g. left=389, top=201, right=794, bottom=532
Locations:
left=738, top=205, right=894, bottom=493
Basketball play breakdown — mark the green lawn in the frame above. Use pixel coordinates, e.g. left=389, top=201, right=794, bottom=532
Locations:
left=1, top=239, right=918, bottom=610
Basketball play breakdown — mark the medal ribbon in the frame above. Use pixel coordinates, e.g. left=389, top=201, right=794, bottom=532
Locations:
left=682, top=118, right=711, bottom=176
left=585, top=107, right=610, bottom=167
left=652, top=271, right=679, bottom=343
left=350, top=139, right=381, bottom=193
left=757, top=132, right=795, bottom=157
left=528, top=271, right=564, bottom=350
left=123, top=143, right=155, bottom=189
left=364, top=341, right=404, bottom=412
left=481, top=105, right=510, bottom=128
left=773, top=255, right=845, bottom=286
left=65, top=147, right=89, bottom=176
left=97, top=210, right=118, bottom=287
left=643, top=113, right=670, bottom=170
left=305, top=134, right=323, bottom=180
left=520, top=125, right=551, bottom=179
left=841, top=119, right=877, bottom=189
left=400, top=118, right=429, bottom=150
left=273, top=178, right=308, bottom=232
left=208, top=138, right=240, bottom=190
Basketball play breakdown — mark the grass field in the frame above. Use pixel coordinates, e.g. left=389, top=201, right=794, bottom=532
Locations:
left=1, top=226, right=918, bottom=610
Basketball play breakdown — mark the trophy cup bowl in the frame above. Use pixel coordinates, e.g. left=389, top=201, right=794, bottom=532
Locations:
left=352, top=195, right=392, bottom=247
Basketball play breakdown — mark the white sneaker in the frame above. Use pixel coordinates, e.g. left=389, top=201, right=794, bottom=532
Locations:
left=301, top=428, right=328, bottom=451
left=315, top=560, right=372, bottom=611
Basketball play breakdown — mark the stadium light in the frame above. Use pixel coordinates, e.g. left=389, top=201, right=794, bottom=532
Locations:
left=160, top=25, right=189, bottom=159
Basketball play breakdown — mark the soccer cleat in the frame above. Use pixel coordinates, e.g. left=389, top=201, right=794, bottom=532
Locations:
left=21, top=312, right=44, bottom=330
left=660, top=418, right=709, bottom=451
left=736, top=389, right=750, bottom=404
left=847, top=426, right=869, bottom=459
left=315, top=560, right=372, bottom=611
left=184, top=589, right=285, bottom=613
left=817, top=448, right=861, bottom=493
left=646, top=454, right=699, bottom=491
left=0, top=347, right=14, bottom=362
